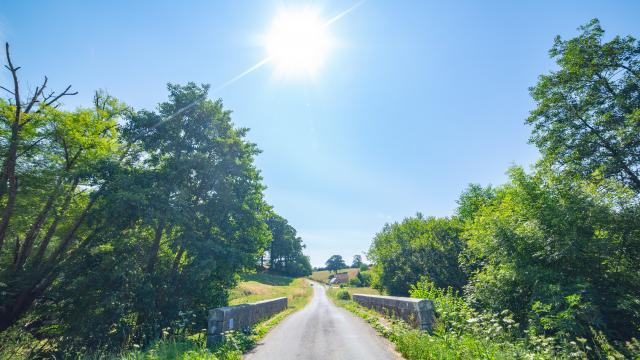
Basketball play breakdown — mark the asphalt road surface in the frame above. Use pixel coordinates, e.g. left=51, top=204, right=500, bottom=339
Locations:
left=245, top=282, right=401, bottom=360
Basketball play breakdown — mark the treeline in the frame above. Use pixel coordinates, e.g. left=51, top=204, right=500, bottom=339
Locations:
left=368, top=20, right=640, bottom=358
left=0, top=44, right=308, bottom=357
left=314, top=254, right=368, bottom=272
left=262, top=214, right=312, bottom=277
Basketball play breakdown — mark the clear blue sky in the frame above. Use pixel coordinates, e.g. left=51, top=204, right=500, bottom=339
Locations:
left=2, top=1, right=639, bottom=267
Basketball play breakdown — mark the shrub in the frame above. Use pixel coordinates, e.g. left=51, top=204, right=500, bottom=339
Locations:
left=336, top=289, right=351, bottom=300
left=348, top=277, right=362, bottom=287
left=357, top=271, right=372, bottom=287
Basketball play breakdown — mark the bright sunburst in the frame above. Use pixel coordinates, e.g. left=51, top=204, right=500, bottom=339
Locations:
left=264, top=8, right=333, bottom=77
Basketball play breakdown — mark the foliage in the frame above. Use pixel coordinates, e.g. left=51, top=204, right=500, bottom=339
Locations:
left=330, top=287, right=546, bottom=360
left=367, top=214, right=466, bottom=296
left=0, top=88, right=126, bottom=333
left=351, top=254, right=363, bottom=268
left=335, top=289, right=351, bottom=300
left=47, top=83, right=273, bottom=353
left=115, top=318, right=273, bottom=360
left=324, top=254, right=347, bottom=273
left=527, top=19, right=640, bottom=193
left=262, top=214, right=311, bottom=277
left=356, top=270, right=371, bottom=287
left=348, top=277, right=361, bottom=287
left=0, top=52, right=311, bottom=357
left=364, top=20, right=640, bottom=359
left=461, top=166, right=640, bottom=355
left=411, top=278, right=640, bottom=359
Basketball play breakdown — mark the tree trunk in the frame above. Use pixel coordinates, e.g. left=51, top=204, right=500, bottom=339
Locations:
left=0, top=172, right=17, bottom=250
left=145, top=221, right=166, bottom=274
left=33, top=178, right=79, bottom=265
left=14, top=178, right=65, bottom=269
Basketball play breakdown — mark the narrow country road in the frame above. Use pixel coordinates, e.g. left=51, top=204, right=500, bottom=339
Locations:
left=245, top=282, right=401, bottom=360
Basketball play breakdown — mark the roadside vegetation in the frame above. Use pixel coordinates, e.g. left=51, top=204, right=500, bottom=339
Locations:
left=111, top=273, right=312, bottom=360
left=328, top=287, right=550, bottom=360
left=365, top=20, right=640, bottom=359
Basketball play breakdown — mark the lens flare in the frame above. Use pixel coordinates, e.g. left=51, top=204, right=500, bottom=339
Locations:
left=265, top=8, right=333, bottom=77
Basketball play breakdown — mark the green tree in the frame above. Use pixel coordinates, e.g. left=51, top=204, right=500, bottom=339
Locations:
left=351, top=254, right=363, bottom=268
left=265, top=214, right=311, bottom=276
left=357, top=270, right=371, bottom=287
left=463, top=166, right=640, bottom=343
left=109, top=82, right=272, bottom=344
left=325, top=255, right=346, bottom=273
left=456, top=184, right=496, bottom=222
left=368, top=214, right=466, bottom=296
left=0, top=42, right=126, bottom=331
left=527, top=19, right=640, bottom=193
left=0, top=67, right=276, bottom=355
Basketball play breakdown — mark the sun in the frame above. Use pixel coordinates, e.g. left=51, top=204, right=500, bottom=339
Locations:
left=264, top=8, right=333, bottom=77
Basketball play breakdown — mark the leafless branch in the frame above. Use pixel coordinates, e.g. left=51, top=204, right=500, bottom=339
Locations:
left=0, top=85, right=14, bottom=95
left=23, top=76, right=48, bottom=114
left=43, top=85, right=78, bottom=107
left=5, top=43, right=21, bottom=123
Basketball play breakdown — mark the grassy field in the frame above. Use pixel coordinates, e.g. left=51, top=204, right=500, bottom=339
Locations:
left=309, top=268, right=360, bottom=283
left=229, top=272, right=312, bottom=310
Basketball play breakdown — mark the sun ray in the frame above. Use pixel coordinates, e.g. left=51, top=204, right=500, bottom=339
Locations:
left=322, top=0, right=366, bottom=28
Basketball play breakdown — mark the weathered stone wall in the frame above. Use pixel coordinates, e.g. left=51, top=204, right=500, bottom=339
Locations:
left=352, top=294, right=435, bottom=332
left=207, top=297, right=288, bottom=347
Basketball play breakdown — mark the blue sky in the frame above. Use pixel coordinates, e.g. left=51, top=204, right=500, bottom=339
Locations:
left=2, top=1, right=639, bottom=267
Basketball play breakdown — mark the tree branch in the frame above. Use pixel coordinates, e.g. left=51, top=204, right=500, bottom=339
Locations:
left=23, top=76, right=47, bottom=115
left=5, top=43, right=21, bottom=121
left=39, top=85, right=78, bottom=110
left=0, top=85, right=14, bottom=95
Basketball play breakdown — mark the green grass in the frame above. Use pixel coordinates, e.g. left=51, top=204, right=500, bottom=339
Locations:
left=309, top=268, right=360, bottom=283
left=335, top=286, right=381, bottom=296
left=229, top=274, right=311, bottom=310
left=114, top=337, right=225, bottom=360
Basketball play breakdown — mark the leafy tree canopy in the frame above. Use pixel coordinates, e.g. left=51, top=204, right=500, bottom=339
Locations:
left=527, top=19, right=640, bottom=192
left=351, top=254, right=363, bottom=268
left=325, top=255, right=347, bottom=273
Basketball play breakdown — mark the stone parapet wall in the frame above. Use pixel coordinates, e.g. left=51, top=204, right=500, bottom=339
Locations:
left=352, top=293, right=434, bottom=332
left=207, top=297, right=288, bottom=347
